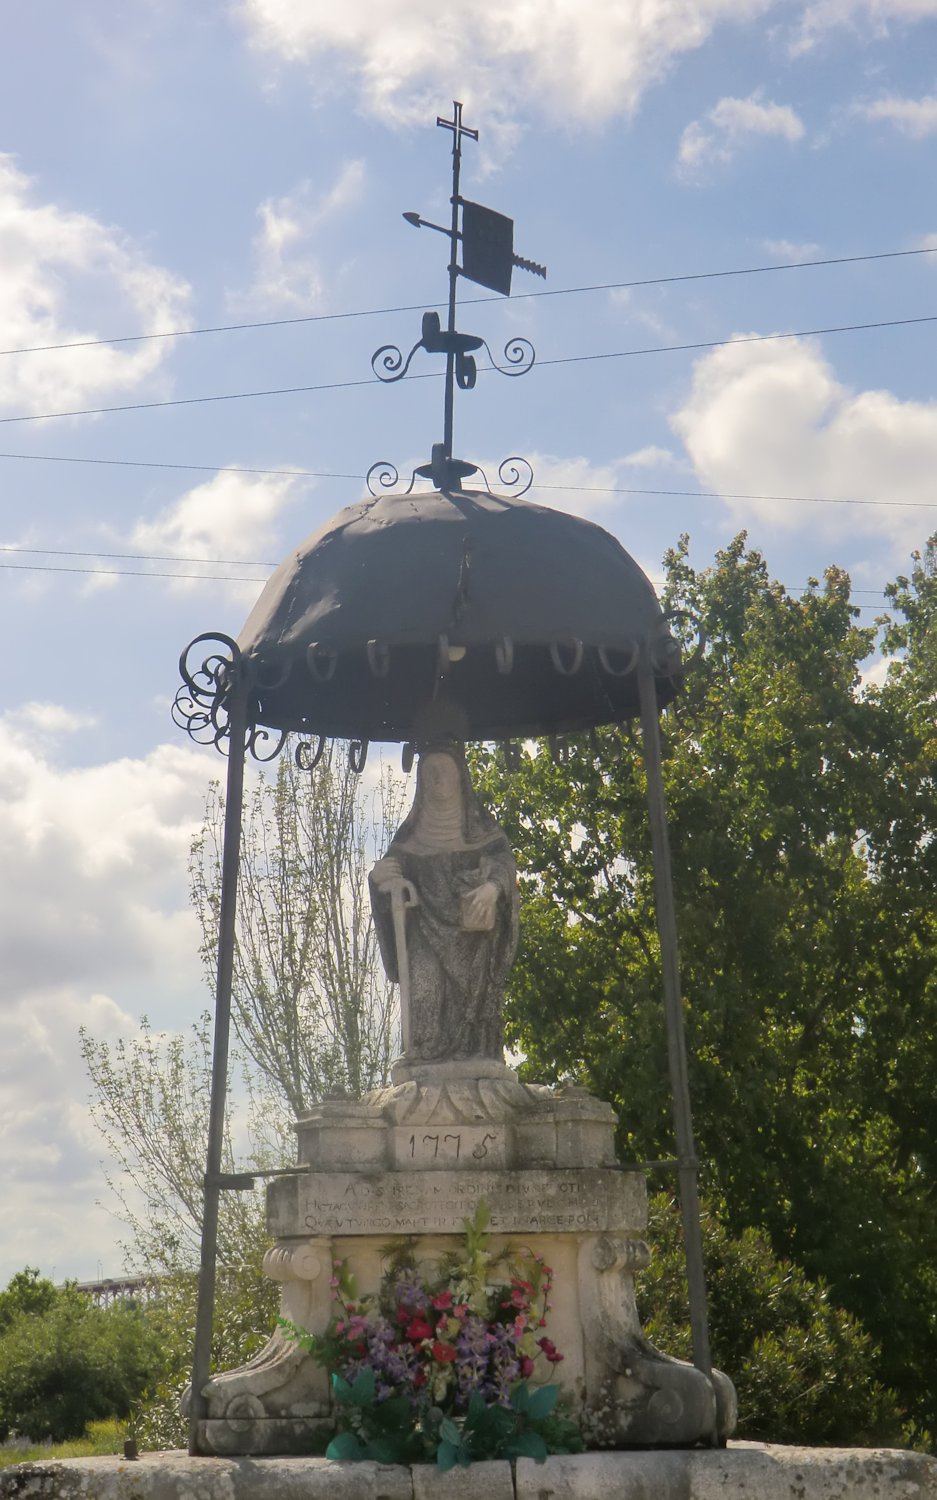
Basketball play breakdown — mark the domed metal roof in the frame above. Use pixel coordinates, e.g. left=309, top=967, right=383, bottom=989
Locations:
left=236, top=485, right=682, bottom=744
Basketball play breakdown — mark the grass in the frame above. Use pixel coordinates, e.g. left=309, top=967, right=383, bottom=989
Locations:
left=0, top=1419, right=128, bottom=1469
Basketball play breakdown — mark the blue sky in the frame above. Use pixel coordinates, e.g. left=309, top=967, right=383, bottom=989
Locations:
left=1, top=0, right=936, bottom=1281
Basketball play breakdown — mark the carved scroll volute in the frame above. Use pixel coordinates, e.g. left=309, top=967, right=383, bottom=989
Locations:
left=263, top=1237, right=332, bottom=1328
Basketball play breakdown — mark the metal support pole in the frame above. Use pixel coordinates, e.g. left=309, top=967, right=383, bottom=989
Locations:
left=637, top=641, right=715, bottom=1405
left=443, top=113, right=463, bottom=462
left=187, top=675, right=249, bottom=1456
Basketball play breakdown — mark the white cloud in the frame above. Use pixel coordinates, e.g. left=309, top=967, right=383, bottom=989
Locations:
left=519, top=453, right=632, bottom=518
left=234, top=161, right=366, bottom=313
left=670, top=335, right=937, bottom=556
left=126, top=468, right=301, bottom=600
left=238, top=0, right=774, bottom=127
left=679, top=92, right=805, bottom=170
left=621, top=445, right=684, bottom=469
left=0, top=155, right=190, bottom=418
left=855, top=93, right=937, bottom=136
left=762, top=238, right=821, bottom=261
left=794, top=0, right=937, bottom=51
left=0, top=714, right=211, bottom=1280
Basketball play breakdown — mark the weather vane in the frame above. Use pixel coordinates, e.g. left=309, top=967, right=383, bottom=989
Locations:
left=368, top=101, right=547, bottom=499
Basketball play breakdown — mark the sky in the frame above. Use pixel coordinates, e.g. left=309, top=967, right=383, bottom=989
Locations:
left=1, top=0, right=936, bottom=1283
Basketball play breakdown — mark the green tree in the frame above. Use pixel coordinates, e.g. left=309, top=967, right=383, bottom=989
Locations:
left=473, top=532, right=937, bottom=1439
left=638, top=1194, right=908, bottom=1447
left=0, top=1278, right=161, bottom=1444
left=190, top=745, right=403, bottom=1122
left=82, top=742, right=404, bottom=1445
left=0, top=1268, right=57, bottom=1331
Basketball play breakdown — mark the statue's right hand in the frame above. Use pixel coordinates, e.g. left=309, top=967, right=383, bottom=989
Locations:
left=371, top=855, right=403, bottom=887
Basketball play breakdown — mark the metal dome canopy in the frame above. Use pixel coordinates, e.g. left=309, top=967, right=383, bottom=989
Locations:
left=237, top=483, right=682, bottom=744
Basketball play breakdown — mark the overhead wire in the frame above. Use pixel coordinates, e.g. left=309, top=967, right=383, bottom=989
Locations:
left=0, top=450, right=933, bottom=510
left=2, top=311, right=937, bottom=427
left=0, top=549, right=896, bottom=611
left=1, top=244, right=935, bottom=358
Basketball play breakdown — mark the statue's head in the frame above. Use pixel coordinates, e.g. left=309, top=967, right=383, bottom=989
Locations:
left=395, top=742, right=499, bottom=850
left=419, top=747, right=463, bottom=807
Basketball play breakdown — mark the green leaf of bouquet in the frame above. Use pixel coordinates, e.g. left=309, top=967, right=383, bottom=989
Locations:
left=440, top=1418, right=462, bottom=1446
left=332, top=1374, right=353, bottom=1403
left=326, top=1431, right=365, bottom=1461
left=511, top=1381, right=531, bottom=1414
left=465, top=1391, right=486, bottom=1426
left=371, top=1394, right=411, bottom=1431
left=437, top=1440, right=459, bottom=1472
left=348, top=1366, right=376, bottom=1406
left=505, top=1431, right=549, bottom=1462
left=527, top=1384, right=559, bottom=1421
left=362, top=1437, right=409, bottom=1464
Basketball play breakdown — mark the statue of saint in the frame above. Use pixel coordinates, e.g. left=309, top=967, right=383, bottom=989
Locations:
left=369, top=744, right=519, bottom=1063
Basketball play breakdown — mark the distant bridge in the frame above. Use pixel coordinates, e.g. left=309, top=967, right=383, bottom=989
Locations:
left=68, top=1275, right=158, bottom=1306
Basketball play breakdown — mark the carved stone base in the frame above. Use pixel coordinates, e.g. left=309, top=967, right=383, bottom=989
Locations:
left=187, top=1074, right=736, bottom=1455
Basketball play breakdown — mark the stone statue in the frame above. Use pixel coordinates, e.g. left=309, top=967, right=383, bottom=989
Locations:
left=369, top=743, right=519, bottom=1062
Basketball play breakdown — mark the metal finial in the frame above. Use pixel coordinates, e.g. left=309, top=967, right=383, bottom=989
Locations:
left=369, top=102, right=545, bottom=493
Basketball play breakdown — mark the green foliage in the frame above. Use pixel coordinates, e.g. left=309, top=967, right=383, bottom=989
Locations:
left=0, top=1269, right=57, bottom=1332
left=638, top=1194, right=910, bottom=1447
left=0, top=1278, right=161, bottom=1444
left=473, top=532, right=937, bottom=1440
left=323, top=1369, right=581, bottom=1468
left=134, top=1260, right=279, bottom=1451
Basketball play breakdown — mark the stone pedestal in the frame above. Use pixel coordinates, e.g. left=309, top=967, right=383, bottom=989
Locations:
left=192, top=1065, right=735, bottom=1456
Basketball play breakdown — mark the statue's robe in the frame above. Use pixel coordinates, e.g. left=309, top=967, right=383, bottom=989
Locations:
left=370, top=835, right=519, bottom=1061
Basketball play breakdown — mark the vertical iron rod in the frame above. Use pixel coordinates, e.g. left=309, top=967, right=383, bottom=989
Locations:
left=187, top=676, right=248, bottom=1456
left=443, top=111, right=463, bottom=461
left=637, top=642, right=714, bottom=1401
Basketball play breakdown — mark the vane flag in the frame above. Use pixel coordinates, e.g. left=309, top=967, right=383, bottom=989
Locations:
left=403, top=103, right=547, bottom=298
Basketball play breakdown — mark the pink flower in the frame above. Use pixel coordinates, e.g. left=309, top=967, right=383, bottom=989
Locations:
left=537, top=1336, right=563, bottom=1364
left=520, top=1356, right=534, bottom=1378
left=432, top=1340, right=458, bottom=1363
left=431, top=1290, right=453, bottom=1311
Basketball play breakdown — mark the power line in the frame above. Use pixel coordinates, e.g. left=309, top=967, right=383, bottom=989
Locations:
left=0, top=560, right=261, bottom=581
left=0, top=553, right=896, bottom=609
left=0, top=544, right=277, bottom=567
left=2, top=311, right=934, bottom=428
left=0, top=448, right=933, bottom=510
left=1, top=245, right=935, bottom=358
left=0, top=371, right=436, bottom=426
left=0, top=544, right=900, bottom=589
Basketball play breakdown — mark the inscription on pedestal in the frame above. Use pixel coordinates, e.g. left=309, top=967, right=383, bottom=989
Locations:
left=391, top=1126, right=506, bottom=1169
left=268, top=1168, right=646, bottom=1240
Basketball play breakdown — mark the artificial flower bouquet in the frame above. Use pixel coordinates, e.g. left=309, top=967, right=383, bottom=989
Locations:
left=281, top=1202, right=583, bottom=1467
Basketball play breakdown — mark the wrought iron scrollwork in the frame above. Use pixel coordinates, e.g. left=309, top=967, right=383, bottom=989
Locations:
left=173, top=632, right=241, bottom=750
left=174, top=633, right=292, bottom=764
left=496, top=456, right=533, bottom=496
left=467, top=455, right=534, bottom=503
left=484, top=336, right=535, bottom=378
left=371, top=339, right=422, bottom=384
left=365, top=461, right=419, bottom=499
left=295, top=735, right=326, bottom=772
left=246, top=725, right=287, bottom=763
left=348, top=739, right=369, bottom=773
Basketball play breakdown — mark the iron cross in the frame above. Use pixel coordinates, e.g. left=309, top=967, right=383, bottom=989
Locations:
left=436, top=101, right=479, bottom=155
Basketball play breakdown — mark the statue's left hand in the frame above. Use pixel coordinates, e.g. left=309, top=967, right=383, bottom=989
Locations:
left=463, top=880, right=499, bottom=928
